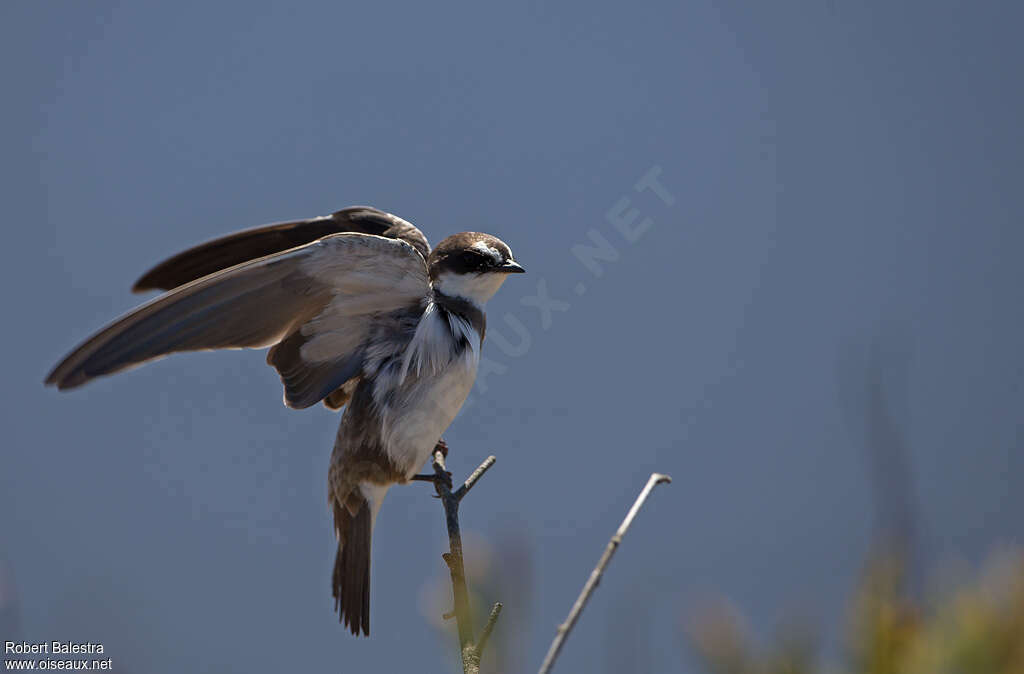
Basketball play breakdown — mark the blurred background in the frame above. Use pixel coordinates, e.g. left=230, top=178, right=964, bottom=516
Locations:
left=2, top=1, right=1022, bottom=672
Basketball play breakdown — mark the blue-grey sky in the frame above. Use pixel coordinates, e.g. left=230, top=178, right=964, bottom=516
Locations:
left=3, top=1, right=1022, bottom=672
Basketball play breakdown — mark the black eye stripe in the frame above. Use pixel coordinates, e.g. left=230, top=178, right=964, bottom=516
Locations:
left=430, top=245, right=506, bottom=278
left=460, top=251, right=490, bottom=265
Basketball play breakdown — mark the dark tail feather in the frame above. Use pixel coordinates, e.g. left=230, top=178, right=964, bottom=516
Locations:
left=332, top=499, right=372, bottom=636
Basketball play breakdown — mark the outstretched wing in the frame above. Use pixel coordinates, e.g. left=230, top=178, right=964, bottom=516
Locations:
left=46, top=233, right=430, bottom=409
left=132, top=206, right=431, bottom=293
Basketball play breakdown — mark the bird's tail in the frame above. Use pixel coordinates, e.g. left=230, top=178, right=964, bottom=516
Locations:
left=333, top=495, right=373, bottom=636
left=332, top=481, right=391, bottom=636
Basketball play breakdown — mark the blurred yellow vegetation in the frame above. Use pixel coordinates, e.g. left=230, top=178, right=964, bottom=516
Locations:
left=688, top=549, right=1024, bottom=674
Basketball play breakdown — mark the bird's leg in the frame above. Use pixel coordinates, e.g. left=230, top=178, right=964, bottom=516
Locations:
left=433, top=438, right=452, bottom=488
left=410, top=471, right=454, bottom=488
left=410, top=439, right=453, bottom=488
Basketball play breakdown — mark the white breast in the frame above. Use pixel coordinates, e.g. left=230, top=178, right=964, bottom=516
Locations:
left=375, top=307, right=481, bottom=477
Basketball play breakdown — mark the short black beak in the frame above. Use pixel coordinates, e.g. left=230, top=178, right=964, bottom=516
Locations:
left=499, top=260, right=526, bottom=274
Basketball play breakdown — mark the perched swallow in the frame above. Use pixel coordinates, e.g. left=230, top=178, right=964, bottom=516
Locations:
left=45, top=206, right=524, bottom=636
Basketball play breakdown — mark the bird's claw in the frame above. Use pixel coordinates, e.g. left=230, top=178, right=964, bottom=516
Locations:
left=410, top=470, right=453, bottom=490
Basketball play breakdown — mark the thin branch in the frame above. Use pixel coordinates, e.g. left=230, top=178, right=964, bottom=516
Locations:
left=476, top=602, right=503, bottom=659
left=537, top=472, right=672, bottom=674
left=426, top=447, right=504, bottom=674
left=455, top=455, right=497, bottom=500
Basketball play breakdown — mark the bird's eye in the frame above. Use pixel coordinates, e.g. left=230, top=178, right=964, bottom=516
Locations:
left=460, top=251, right=487, bottom=267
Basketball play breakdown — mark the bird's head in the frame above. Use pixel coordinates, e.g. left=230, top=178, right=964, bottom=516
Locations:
left=427, top=232, right=525, bottom=306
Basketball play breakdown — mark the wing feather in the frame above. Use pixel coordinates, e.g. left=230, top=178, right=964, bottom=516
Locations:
left=46, top=233, right=430, bottom=408
left=132, top=206, right=430, bottom=292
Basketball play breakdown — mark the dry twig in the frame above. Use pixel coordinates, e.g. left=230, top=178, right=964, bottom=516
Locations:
left=425, top=447, right=502, bottom=674
left=537, top=472, right=672, bottom=674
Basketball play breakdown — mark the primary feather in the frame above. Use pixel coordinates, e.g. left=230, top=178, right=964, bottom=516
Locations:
left=46, top=233, right=431, bottom=409
left=132, top=206, right=430, bottom=293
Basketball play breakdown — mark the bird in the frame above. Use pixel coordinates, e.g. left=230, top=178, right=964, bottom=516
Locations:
left=44, top=206, right=525, bottom=636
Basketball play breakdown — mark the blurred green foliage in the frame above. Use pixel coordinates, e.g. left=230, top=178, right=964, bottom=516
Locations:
left=688, top=549, right=1024, bottom=674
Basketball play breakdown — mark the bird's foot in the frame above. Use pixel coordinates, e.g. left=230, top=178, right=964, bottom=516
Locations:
left=410, top=471, right=453, bottom=489
left=410, top=438, right=453, bottom=491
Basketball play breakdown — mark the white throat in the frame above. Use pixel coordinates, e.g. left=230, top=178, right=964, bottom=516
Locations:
left=433, top=271, right=508, bottom=306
